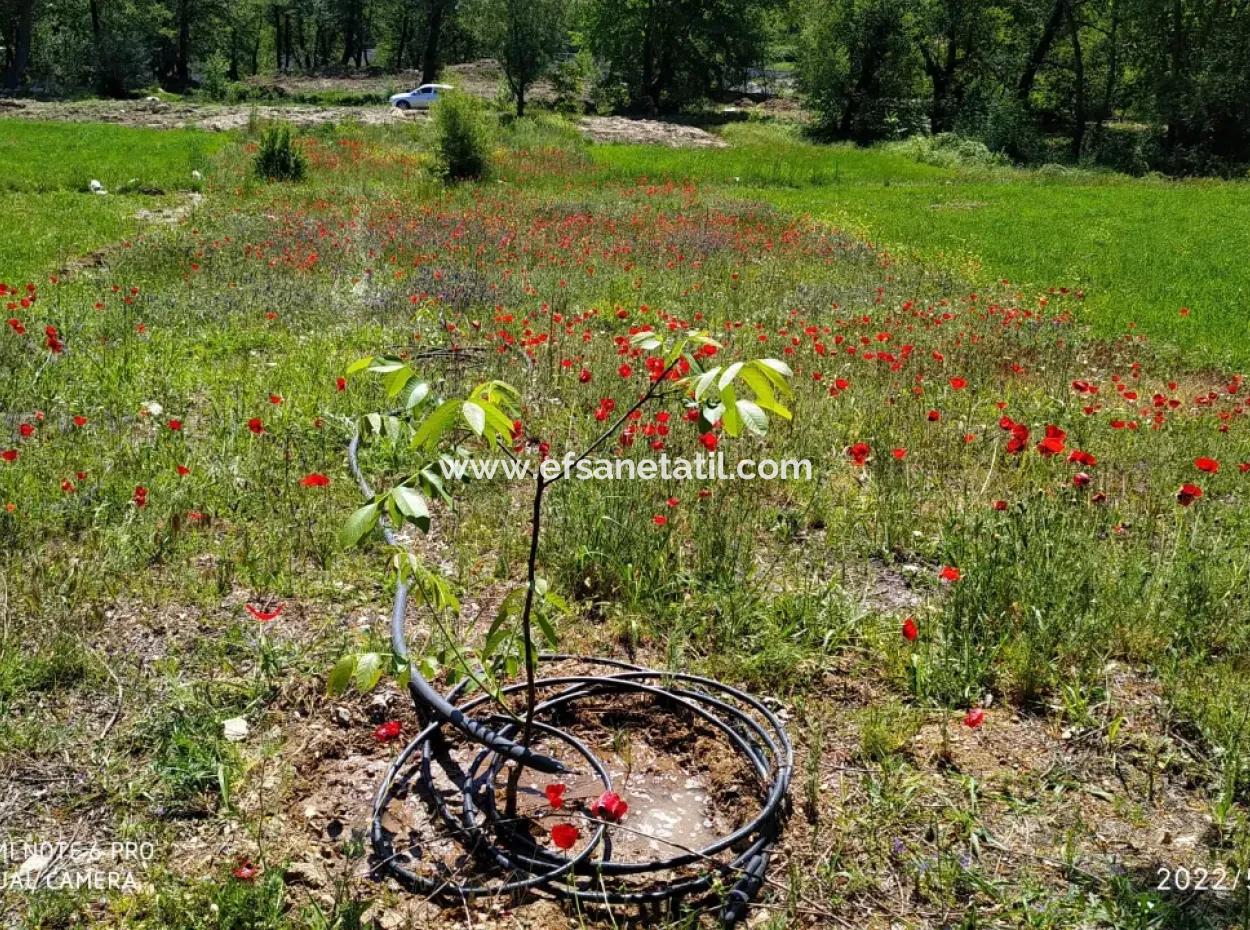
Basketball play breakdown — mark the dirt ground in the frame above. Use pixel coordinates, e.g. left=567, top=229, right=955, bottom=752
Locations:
left=1, top=98, right=728, bottom=148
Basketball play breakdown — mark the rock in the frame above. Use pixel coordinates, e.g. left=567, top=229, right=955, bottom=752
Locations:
left=285, top=858, right=330, bottom=889
left=223, top=717, right=250, bottom=742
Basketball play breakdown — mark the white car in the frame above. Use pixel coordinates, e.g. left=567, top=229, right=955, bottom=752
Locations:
left=389, top=83, right=454, bottom=110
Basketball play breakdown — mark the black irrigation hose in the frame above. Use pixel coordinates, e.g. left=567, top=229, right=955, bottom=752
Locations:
left=349, top=429, right=792, bottom=927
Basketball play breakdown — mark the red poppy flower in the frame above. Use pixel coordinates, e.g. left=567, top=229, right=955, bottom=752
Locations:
left=927, top=410, right=941, bottom=422
left=901, top=617, right=918, bottom=641
left=949, top=377, right=967, bottom=390
left=72, top=415, right=88, bottom=427
left=652, top=514, right=668, bottom=527
left=133, top=486, right=148, bottom=508
left=1068, top=450, right=1096, bottom=466
left=1, top=450, right=16, bottom=463
left=699, top=432, right=718, bottom=452
left=335, top=377, right=347, bottom=392
left=268, top=394, right=283, bottom=405
left=963, top=707, right=985, bottom=729
left=1072, top=472, right=1091, bottom=488
left=578, top=368, right=592, bottom=383
left=891, top=448, right=907, bottom=460
left=588, top=790, right=628, bottom=822
left=666, top=496, right=679, bottom=508
left=939, top=566, right=961, bottom=583
left=167, top=419, right=182, bottom=431
left=247, top=418, right=264, bottom=434
left=176, top=464, right=191, bottom=476
left=618, top=363, right=632, bottom=378
left=551, top=823, right=580, bottom=850
left=19, top=423, right=34, bottom=438
left=992, top=499, right=1007, bottom=511
left=232, top=860, right=260, bottom=881
left=374, top=720, right=402, bottom=743
left=847, top=442, right=871, bottom=466
left=1195, top=457, right=1219, bottom=474
left=300, top=472, right=330, bottom=488
left=1177, top=483, right=1203, bottom=506
left=245, top=602, right=285, bottom=622
left=544, top=783, right=567, bottom=809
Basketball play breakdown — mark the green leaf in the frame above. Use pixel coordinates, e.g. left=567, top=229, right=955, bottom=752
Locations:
left=721, top=385, right=742, bottom=437
left=391, top=485, right=431, bottom=532
left=327, top=654, right=357, bottom=695
left=695, top=366, right=722, bottom=402
left=340, top=502, right=380, bottom=548
left=736, top=399, right=768, bottom=436
left=687, top=332, right=723, bottom=349
left=535, top=610, right=558, bottom=649
left=354, top=652, right=384, bottom=691
left=461, top=400, right=487, bottom=436
left=367, top=359, right=407, bottom=374
left=345, top=356, right=374, bottom=376
left=403, top=380, right=431, bottom=411
left=718, top=361, right=745, bottom=392
left=755, top=396, right=792, bottom=421
left=412, top=399, right=461, bottom=450
left=739, top=366, right=776, bottom=406
left=754, top=358, right=794, bottom=390
left=383, top=366, right=414, bottom=399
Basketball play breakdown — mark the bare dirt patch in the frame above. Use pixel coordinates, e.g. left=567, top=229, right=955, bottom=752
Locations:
left=578, top=116, right=727, bottom=148
left=0, top=97, right=415, bottom=131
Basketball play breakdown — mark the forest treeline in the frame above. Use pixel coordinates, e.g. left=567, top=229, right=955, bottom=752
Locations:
left=3, top=0, right=1249, bottom=174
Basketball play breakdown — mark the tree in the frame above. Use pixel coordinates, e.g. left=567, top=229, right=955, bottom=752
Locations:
left=467, top=0, right=567, bottom=116
left=2, top=0, right=38, bottom=91
left=579, top=0, right=774, bottom=113
left=797, top=0, right=923, bottom=141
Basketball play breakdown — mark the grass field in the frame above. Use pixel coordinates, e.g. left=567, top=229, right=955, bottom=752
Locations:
left=590, top=124, right=1250, bottom=367
left=0, top=121, right=221, bottom=193
left=3, top=116, right=1250, bottom=930
left=0, top=121, right=221, bottom=281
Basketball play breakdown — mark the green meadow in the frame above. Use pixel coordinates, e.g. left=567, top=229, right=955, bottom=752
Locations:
left=590, top=124, right=1250, bottom=366
left=3, top=115, right=1250, bottom=930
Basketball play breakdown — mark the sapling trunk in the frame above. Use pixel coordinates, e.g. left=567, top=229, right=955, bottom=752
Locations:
left=500, top=357, right=683, bottom=817
left=503, top=475, right=546, bottom=817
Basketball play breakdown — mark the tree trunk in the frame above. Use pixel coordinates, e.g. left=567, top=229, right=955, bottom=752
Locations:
left=1067, top=0, right=1085, bottom=158
left=272, top=6, right=284, bottom=71
left=176, top=0, right=191, bottom=84
left=1017, top=0, right=1065, bottom=104
left=1098, top=0, right=1118, bottom=123
left=229, top=28, right=240, bottom=81
left=88, top=0, right=125, bottom=97
left=1165, top=0, right=1186, bottom=148
left=918, top=37, right=958, bottom=133
left=421, top=0, right=446, bottom=83
left=393, top=8, right=410, bottom=70
left=2, top=0, right=35, bottom=92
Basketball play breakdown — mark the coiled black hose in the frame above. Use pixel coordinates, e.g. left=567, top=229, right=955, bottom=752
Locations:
left=349, top=430, right=791, bottom=926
